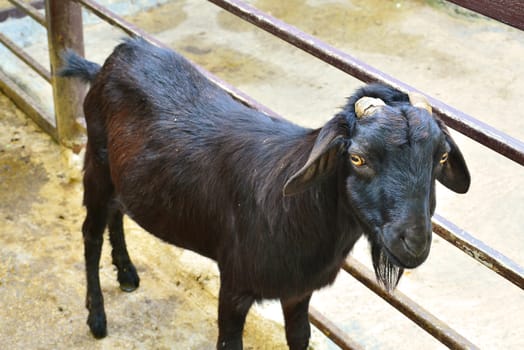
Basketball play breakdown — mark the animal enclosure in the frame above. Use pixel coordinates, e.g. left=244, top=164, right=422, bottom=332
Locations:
left=0, top=0, right=523, bottom=349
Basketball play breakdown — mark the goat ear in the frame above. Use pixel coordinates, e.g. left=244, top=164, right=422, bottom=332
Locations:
left=283, top=123, right=344, bottom=196
left=437, top=123, right=471, bottom=193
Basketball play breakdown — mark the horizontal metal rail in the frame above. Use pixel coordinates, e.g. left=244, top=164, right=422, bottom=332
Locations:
left=74, top=0, right=278, bottom=117
left=0, top=70, right=57, bottom=141
left=0, top=32, right=51, bottom=82
left=73, top=0, right=155, bottom=40
left=433, top=214, right=524, bottom=289
left=7, top=0, right=46, bottom=26
left=309, top=306, right=362, bottom=350
left=207, top=0, right=524, bottom=167
left=446, top=0, right=524, bottom=31
left=343, top=257, right=479, bottom=350
left=0, top=0, right=51, bottom=141
left=0, top=1, right=52, bottom=139
left=0, top=1, right=44, bottom=23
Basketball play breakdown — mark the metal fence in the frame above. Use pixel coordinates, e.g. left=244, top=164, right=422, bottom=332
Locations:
left=0, top=0, right=523, bottom=349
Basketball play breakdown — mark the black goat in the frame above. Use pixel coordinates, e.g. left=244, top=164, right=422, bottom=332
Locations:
left=60, top=37, right=470, bottom=349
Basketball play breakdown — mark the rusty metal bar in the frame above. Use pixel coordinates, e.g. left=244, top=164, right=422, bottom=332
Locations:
left=207, top=0, right=524, bottom=167
left=45, top=0, right=86, bottom=147
left=309, top=306, right=363, bottom=350
left=343, top=257, right=479, bottom=350
left=74, top=0, right=160, bottom=41
left=7, top=0, right=46, bottom=26
left=0, top=1, right=45, bottom=23
left=433, top=214, right=524, bottom=290
left=74, top=0, right=278, bottom=117
left=446, top=0, right=524, bottom=31
left=0, top=32, right=51, bottom=82
left=0, top=70, right=57, bottom=141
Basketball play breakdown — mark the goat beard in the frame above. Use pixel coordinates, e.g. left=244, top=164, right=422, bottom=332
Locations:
left=371, top=244, right=404, bottom=292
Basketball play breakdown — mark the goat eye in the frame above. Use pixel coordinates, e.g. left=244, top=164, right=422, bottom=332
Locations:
left=350, top=154, right=365, bottom=167
left=440, top=152, right=449, bottom=164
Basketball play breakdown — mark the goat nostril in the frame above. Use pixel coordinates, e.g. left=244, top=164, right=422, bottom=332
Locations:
left=401, top=236, right=422, bottom=258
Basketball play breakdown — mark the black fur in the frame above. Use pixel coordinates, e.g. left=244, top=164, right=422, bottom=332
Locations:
left=60, top=37, right=470, bottom=349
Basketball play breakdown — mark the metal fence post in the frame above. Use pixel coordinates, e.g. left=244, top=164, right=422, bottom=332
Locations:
left=45, top=0, right=85, bottom=149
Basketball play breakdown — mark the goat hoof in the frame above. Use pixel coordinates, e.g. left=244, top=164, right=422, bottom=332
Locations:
left=118, top=265, right=140, bottom=292
left=87, top=311, right=107, bottom=339
left=288, top=342, right=308, bottom=350
left=120, top=282, right=139, bottom=293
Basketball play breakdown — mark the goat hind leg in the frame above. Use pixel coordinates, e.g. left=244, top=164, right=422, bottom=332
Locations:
left=83, top=204, right=108, bottom=338
left=108, top=202, right=139, bottom=292
left=82, top=151, right=112, bottom=338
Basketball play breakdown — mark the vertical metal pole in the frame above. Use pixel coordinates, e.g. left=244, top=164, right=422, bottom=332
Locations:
left=45, top=0, right=85, bottom=148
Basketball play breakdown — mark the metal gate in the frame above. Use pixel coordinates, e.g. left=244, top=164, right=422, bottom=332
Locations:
left=0, top=0, right=523, bottom=348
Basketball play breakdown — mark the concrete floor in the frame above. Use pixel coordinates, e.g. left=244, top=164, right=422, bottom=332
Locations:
left=1, top=0, right=523, bottom=349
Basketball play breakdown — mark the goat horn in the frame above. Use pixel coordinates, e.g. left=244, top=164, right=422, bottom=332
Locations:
left=408, top=92, right=432, bottom=114
left=355, top=97, right=386, bottom=119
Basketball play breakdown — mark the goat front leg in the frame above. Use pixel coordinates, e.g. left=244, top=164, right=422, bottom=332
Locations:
left=216, top=283, right=254, bottom=350
left=281, top=294, right=312, bottom=350
left=108, top=202, right=139, bottom=292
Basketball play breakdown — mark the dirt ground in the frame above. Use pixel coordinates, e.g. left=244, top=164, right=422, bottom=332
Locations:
left=1, top=0, right=523, bottom=349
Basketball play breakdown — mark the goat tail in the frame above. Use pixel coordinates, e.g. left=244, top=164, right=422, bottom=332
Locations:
left=58, top=50, right=101, bottom=83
